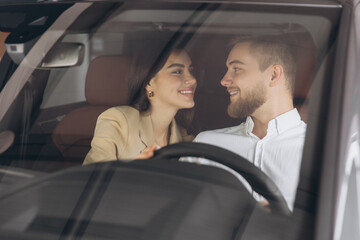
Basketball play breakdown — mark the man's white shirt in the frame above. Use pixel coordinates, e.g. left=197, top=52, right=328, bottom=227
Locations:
left=181, top=108, right=306, bottom=211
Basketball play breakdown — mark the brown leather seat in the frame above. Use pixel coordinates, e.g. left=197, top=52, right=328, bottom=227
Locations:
left=52, top=55, right=130, bottom=163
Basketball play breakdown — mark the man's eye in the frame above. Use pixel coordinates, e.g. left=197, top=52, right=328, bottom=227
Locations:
left=233, top=67, right=241, bottom=72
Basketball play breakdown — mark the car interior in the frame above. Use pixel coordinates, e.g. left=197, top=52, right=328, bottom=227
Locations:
left=0, top=1, right=343, bottom=239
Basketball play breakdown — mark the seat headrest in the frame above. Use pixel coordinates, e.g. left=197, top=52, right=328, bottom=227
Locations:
left=85, top=55, right=130, bottom=106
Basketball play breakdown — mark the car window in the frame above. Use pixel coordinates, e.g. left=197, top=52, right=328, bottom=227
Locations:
left=0, top=1, right=342, bottom=239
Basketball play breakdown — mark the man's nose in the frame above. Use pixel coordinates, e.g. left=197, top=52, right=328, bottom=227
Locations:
left=220, top=72, right=232, bottom=86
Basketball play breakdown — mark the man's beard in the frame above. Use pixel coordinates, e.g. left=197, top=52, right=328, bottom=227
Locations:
left=227, top=83, right=266, bottom=119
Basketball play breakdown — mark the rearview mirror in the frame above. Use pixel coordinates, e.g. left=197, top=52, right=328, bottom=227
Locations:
left=40, top=42, right=84, bottom=68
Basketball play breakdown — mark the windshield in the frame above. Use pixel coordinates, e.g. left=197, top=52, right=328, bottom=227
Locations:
left=0, top=1, right=341, bottom=239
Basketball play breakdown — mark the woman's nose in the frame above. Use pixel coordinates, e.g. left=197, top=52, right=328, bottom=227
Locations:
left=185, top=73, right=197, bottom=85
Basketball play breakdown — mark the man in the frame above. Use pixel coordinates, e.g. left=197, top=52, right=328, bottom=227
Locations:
left=183, top=36, right=306, bottom=211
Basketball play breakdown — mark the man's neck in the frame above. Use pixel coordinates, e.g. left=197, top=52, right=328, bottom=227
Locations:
left=250, top=101, right=294, bottom=139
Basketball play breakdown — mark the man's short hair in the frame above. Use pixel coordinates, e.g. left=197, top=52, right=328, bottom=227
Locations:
left=231, top=35, right=297, bottom=95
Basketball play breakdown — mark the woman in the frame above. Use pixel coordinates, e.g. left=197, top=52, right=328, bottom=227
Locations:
left=83, top=44, right=197, bottom=164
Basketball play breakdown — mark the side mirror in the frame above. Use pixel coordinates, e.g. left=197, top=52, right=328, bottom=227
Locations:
left=40, top=42, right=85, bottom=68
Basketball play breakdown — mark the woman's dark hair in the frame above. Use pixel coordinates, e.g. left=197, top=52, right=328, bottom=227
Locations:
left=128, top=41, right=172, bottom=111
left=127, top=41, right=195, bottom=133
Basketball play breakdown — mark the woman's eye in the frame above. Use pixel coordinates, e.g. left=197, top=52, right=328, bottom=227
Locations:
left=172, top=69, right=183, bottom=74
left=233, top=67, right=240, bottom=72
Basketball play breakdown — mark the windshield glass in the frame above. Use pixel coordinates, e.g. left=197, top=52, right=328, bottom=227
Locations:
left=0, top=1, right=341, bottom=239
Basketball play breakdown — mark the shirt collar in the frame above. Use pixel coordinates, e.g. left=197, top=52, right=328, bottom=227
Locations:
left=138, top=112, right=154, bottom=148
left=244, top=108, right=302, bottom=136
left=244, top=116, right=254, bottom=136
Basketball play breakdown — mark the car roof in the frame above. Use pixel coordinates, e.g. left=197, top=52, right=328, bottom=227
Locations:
left=0, top=0, right=343, bottom=6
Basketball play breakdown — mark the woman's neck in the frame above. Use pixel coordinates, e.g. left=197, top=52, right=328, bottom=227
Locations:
left=148, top=106, right=177, bottom=147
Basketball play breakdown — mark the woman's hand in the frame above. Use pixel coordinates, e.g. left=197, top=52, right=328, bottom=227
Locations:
left=259, top=200, right=271, bottom=213
left=136, top=144, right=157, bottom=159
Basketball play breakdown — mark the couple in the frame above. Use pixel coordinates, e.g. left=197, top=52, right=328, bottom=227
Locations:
left=84, top=36, right=306, bottom=211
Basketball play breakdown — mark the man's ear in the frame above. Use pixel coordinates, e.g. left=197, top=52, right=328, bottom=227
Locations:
left=269, top=64, right=283, bottom=87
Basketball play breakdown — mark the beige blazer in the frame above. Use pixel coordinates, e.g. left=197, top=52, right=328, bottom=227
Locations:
left=83, top=106, right=193, bottom=164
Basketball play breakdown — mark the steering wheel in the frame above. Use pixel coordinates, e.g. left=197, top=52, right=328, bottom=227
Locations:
left=151, top=142, right=291, bottom=216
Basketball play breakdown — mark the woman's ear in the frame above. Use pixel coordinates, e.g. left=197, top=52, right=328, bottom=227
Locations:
left=146, top=79, right=153, bottom=91
left=269, top=64, right=283, bottom=87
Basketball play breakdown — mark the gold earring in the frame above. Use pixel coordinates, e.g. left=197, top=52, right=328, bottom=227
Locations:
left=147, top=90, right=154, bottom=98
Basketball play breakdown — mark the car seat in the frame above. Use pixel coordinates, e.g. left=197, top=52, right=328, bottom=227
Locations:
left=52, top=55, right=130, bottom=163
